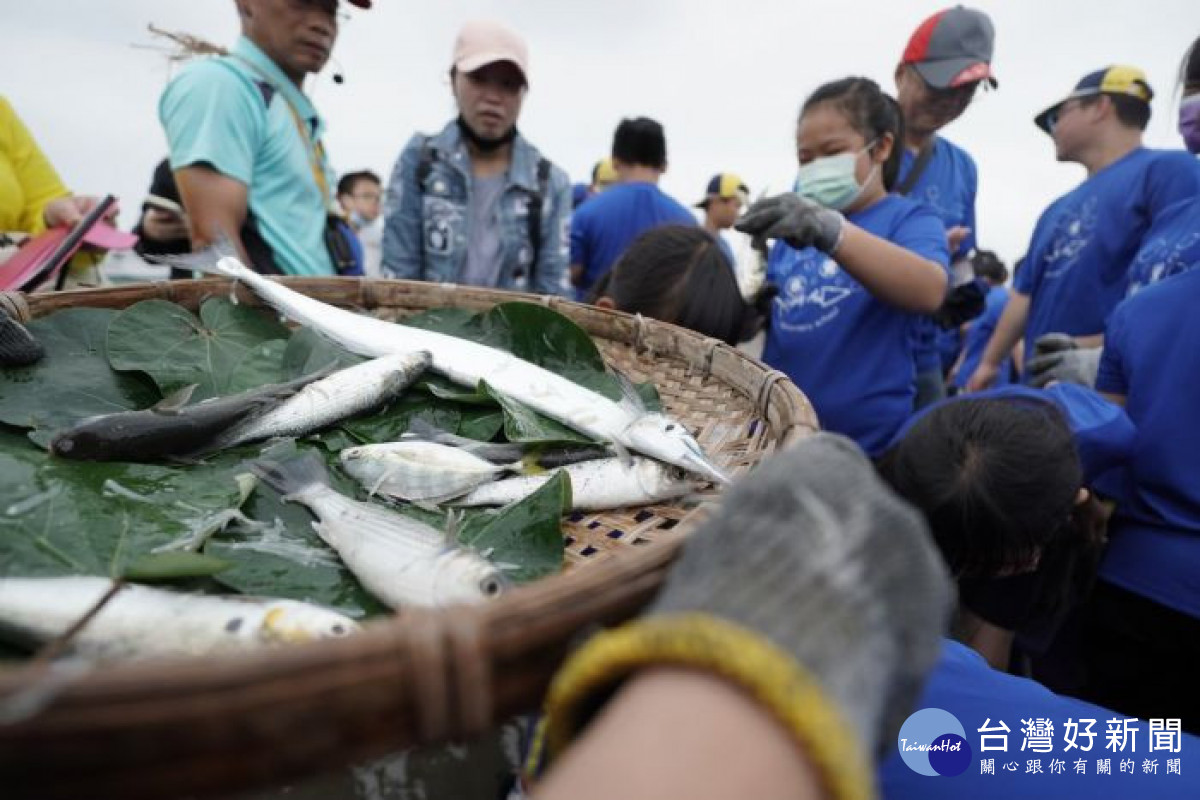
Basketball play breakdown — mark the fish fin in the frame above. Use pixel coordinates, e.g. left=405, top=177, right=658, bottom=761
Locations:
left=443, top=509, right=464, bottom=546
left=610, top=438, right=635, bottom=468
left=152, top=384, right=199, bottom=415
left=611, top=367, right=647, bottom=415
left=249, top=452, right=330, bottom=497
left=366, top=467, right=395, bottom=498
left=413, top=499, right=446, bottom=514
left=146, top=237, right=242, bottom=277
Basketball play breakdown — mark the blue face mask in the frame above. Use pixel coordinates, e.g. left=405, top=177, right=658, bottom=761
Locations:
left=795, top=141, right=877, bottom=211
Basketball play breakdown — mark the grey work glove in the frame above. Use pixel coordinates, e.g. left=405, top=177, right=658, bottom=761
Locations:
left=649, top=433, right=953, bottom=755
left=0, top=309, right=44, bottom=367
left=735, top=192, right=846, bottom=254
left=1027, top=333, right=1101, bottom=388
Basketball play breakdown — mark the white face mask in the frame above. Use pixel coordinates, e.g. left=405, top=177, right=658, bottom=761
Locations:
left=795, top=141, right=878, bottom=211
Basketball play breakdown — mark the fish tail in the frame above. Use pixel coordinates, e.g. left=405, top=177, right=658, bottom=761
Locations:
left=249, top=452, right=330, bottom=498
left=146, top=237, right=260, bottom=281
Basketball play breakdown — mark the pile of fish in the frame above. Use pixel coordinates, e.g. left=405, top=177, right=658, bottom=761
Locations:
left=2, top=254, right=729, bottom=660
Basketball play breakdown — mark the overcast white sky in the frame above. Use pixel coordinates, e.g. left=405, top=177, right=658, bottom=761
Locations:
left=4, top=1, right=1198, bottom=266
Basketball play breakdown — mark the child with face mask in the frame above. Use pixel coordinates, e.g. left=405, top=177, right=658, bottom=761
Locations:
left=737, top=77, right=949, bottom=456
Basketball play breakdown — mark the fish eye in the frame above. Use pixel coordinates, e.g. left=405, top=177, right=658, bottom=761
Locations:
left=665, top=423, right=676, bottom=432
left=480, top=577, right=504, bottom=597
left=330, top=623, right=348, bottom=636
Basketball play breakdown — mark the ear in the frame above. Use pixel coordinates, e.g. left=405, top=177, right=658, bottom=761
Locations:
left=235, top=0, right=251, bottom=19
left=873, top=130, right=895, bottom=165
left=894, top=62, right=907, bottom=89
left=594, top=295, right=616, bottom=309
left=1075, top=487, right=1091, bottom=506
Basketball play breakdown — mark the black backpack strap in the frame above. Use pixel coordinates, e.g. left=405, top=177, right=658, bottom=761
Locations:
left=415, top=135, right=437, bottom=190
left=526, top=158, right=551, bottom=266
left=895, top=143, right=935, bottom=196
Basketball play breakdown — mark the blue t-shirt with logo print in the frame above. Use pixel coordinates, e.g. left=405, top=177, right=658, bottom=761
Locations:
left=879, top=639, right=1200, bottom=799
left=1013, top=147, right=1200, bottom=362
left=1094, top=266, right=1200, bottom=620
left=763, top=194, right=949, bottom=456
left=898, top=137, right=978, bottom=376
left=1124, top=195, right=1200, bottom=298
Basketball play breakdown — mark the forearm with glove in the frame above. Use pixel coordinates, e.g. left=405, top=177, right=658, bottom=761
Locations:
left=1026, top=333, right=1102, bottom=389
left=530, top=434, right=954, bottom=800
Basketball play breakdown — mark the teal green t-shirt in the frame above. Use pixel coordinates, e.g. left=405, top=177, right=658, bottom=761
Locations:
left=158, top=36, right=335, bottom=276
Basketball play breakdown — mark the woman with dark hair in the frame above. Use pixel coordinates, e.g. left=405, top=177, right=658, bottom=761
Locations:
left=870, top=387, right=1200, bottom=799
left=737, top=77, right=949, bottom=456
left=878, top=386, right=1118, bottom=670
left=590, top=224, right=757, bottom=346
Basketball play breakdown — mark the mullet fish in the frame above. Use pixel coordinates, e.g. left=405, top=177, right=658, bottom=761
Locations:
left=250, top=452, right=507, bottom=609
left=49, top=372, right=322, bottom=462
left=181, top=253, right=728, bottom=484
left=339, top=440, right=520, bottom=502
left=454, top=456, right=702, bottom=512
left=0, top=576, right=359, bottom=661
left=209, top=351, right=431, bottom=450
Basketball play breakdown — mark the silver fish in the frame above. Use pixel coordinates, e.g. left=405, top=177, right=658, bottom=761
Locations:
left=454, top=456, right=702, bottom=512
left=185, top=254, right=728, bottom=484
left=339, top=441, right=519, bottom=502
left=250, top=453, right=506, bottom=609
left=0, top=577, right=359, bottom=661
left=210, top=351, right=431, bottom=450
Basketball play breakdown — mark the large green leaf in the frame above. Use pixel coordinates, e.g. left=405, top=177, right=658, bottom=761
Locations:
left=480, top=381, right=592, bottom=445
left=106, top=297, right=290, bottom=400
left=458, top=470, right=569, bottom=584
left=280, top=327, right=364, bottom=380
left=0, top=430, right=255, bottom=580
left=0, top=308, right=158, bottom=440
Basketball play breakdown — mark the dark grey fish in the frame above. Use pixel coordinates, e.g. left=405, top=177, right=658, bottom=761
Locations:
left=50, top=373, right=323, bottom=462
left=402, top=419, right=612, bottom=471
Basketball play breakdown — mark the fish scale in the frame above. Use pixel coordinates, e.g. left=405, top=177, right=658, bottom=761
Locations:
left=211, top=351, right=431, bottom=449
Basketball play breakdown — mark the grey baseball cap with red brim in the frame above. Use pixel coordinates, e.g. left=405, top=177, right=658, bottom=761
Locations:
left=902, top=6, right=998, bottom=89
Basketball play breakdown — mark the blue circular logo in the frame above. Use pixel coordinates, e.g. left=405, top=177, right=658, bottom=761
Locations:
left=897, top=708, right=972, bottom=776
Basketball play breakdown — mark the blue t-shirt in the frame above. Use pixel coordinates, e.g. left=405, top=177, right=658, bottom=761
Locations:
left=898, top=137, right=978, bottom=375
left=1125, top=195, right=1200, bottom=298
left=1095, top=267, right=1200, bottom=619
left=569, top=181, right=695, bottom=299
left=879, top=639, right=1200, bottom=799
left=1014, top=148, right=1200, bottom=360
left=159, top=36, right=336, bottom=277
left=763, top=194, right=949, bottom=456
left=954, top=285, right=1012, bottom=390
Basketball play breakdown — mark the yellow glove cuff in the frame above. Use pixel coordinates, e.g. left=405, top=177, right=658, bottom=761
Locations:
left=535, top=612, right=874, bottom=800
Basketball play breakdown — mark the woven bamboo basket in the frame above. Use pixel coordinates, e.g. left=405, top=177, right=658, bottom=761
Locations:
left=0, top=278, right=818, bottom=799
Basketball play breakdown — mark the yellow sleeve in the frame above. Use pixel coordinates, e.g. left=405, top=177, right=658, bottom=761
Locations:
left=0, top=96, right=70, bottom=235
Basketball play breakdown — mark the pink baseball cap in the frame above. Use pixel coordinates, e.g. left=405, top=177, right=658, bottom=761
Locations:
left=452, top=20, right=529, bottom=85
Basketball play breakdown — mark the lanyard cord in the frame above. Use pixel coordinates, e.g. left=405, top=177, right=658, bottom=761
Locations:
left=231, top=56, right=339, bottom=215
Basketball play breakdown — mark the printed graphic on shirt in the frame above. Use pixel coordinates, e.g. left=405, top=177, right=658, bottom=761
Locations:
left=1126, top=231, right=1200, bottom=296
left=423, top=197, right=460, bottom=256
left=773, top=254, right=860, bottom=333
left=1041, top=197, right=1098, bottom=281
left=914, top=184, right=967, bottom=233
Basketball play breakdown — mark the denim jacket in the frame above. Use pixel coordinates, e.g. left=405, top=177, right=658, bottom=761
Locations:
left=381, top=121, right=571, bottom=295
